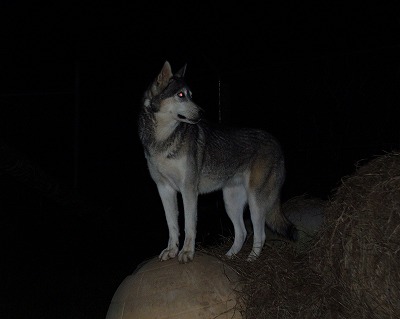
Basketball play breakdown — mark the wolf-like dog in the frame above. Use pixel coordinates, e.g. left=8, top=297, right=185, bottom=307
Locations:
left=139, top=61, right=297, bottom=263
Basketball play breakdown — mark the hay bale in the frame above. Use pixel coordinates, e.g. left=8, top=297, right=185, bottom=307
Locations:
left=202, top=239, right=329, bottom=319
left=201, top=195, right=333, bottom=319
left=203, top=151, right=400, bottom=319
left=312, top=151, right=400, bottom=318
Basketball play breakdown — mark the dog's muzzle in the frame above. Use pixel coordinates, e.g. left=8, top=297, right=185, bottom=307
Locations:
left=177, top=105, right=203, bottom=124
left=178, top=113, right=202, bottom=124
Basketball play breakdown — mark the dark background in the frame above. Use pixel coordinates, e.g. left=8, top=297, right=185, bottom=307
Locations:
left=1, top=2, right=399, bottom=318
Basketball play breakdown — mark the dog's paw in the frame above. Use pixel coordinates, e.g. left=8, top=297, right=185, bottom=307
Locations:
left=178, top=249, right=195, bottom=263
left=225, top=251, right=238, bottom=259
left=225, top=247, right=240, bottom=258
left=159, top=247, right=178, bottom=261
left=246, top=251, right=259, bottom=262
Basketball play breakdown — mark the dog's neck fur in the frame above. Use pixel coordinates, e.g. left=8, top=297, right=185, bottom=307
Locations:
left=142, top=94, right=180, bottom=142
left=139, top=99, right=187, bottom=158
left=153, top=112, right=179, bottom=142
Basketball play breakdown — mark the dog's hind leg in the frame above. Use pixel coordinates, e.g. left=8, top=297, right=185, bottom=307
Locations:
left=223, top=184, right=248, bottom=257
left=247, top=191, right=268, bottom=261
left=247, top=184, right=297, bottom=260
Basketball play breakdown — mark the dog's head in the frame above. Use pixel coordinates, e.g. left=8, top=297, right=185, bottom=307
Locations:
left=143, top=61, right=203, bottom=124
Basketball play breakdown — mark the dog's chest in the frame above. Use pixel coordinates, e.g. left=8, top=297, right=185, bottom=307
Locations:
left=146, top=152, right=188, bottom=189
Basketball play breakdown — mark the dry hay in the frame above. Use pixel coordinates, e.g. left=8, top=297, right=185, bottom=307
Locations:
left=202, top=239, right=330, bottom=319
left=312, top=151, right=400, bottom=318
left=201, top=151, right=400, bottom=319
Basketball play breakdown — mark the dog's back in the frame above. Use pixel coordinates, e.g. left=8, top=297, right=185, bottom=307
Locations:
left=195, top=124, right=284, bottom=193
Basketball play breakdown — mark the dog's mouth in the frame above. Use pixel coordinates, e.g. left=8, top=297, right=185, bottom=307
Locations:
left=177, top=114, right=201, bottom=124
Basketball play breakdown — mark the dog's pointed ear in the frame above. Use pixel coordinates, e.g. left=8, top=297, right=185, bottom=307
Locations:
left=175, top=63, right=187, bottom=78
left=148, top=61, right=173, bottom=98
left=156, top=61, right=173, bottom=87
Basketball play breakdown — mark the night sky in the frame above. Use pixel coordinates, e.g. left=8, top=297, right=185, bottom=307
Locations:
left=1, top=2, right=399, bottom=318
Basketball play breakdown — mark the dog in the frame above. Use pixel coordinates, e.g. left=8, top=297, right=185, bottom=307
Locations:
left=138, top=61, right=297, bottom=263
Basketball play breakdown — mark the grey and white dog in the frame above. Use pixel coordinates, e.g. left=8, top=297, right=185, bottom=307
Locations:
left=139, top=61, right=297, bottom=263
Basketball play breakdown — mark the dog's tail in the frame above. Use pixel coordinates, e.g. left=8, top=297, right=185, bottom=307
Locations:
left=266, top=203, right=299, bottom=241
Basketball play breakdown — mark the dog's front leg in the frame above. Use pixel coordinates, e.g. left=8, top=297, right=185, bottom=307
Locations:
left=157, top=183, right=180, bottom=261
left=178, top=188, right=198, bottom=263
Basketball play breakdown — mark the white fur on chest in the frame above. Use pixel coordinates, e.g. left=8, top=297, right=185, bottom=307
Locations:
left=146, top=153, right=188, bottom=191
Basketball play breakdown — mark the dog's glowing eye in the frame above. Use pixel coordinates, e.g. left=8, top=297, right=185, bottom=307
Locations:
left=177, top=92, right=185, bottom=98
